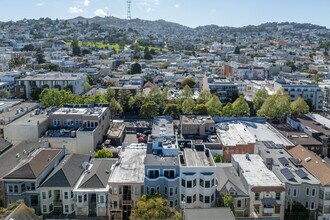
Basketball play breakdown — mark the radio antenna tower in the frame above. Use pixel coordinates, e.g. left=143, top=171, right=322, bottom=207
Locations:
left=127, top=0, right=131, bottom=20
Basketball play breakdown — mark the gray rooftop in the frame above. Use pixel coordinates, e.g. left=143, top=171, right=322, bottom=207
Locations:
left=18, top=72, right=84, bottom=81
left=40, top=154, right=89, bottom=188
left=77, top=158, right=117, bottom=189
left=0, top=102, right=40, bottom=124
left=184, top=208, right=235, bottom=220
left=0, top=141, right=43, bottom=178
left=152, top=116, right=174, bottom=136
left=108, top=146, right=146, bottom=184
left=216, top=163, right=248, bottom=197
left=7, top=109, right=48, bottom=126
left=0, top=138, right=12, bottom=155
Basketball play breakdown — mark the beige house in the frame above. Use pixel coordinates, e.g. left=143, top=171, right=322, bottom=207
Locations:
left=180, top=115, right=215, bottom=137
left=108, top=145, right=147, bottom=220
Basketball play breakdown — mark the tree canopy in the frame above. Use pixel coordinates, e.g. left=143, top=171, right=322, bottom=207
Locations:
left=181, top=77, right=196, bottom=88
left=163, top=104, right=181, bottom=119
left=182, top=98, right=195, bottom=114
left=290, top=97, right=309, bottom=116
left=232, top=95, right=250, bottom=116
left=180, top=85, right=193, bottom=99
left=205, top=94, right=222, bottom=116
left=221, top=102, right=234, bottom=117
left=140, top=101, right=159, bottom=119
left=94, top=149, right=113, bottom=158
left=285, top=202, right=310, bottom=220
left=216, top=193, right=234, bottom=212
left=197, top=90, right=212, bottom=104
left=131, top=62, right=142, bottom=74
left=130, top=195, right=181, bottom=220
left=253, top=90, right=269, bottom=111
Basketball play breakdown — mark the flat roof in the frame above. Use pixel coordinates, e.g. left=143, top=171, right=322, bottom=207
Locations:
left=18, top=72, right=84, bottom=81
left=232, top=154, right=283, bottom=187
left=181, top=115, right=214, bottom=125
left=0, top=102, right=39, bottom=121
left=0, top=100, right=23, bottom=112
left=108, top=146, right=146, bottom=184
left=8, top=109, right=48, bottom=126
left=182, top=148, right=213, bottom=167
left=185, top=208, right=235, bottom=220
left=306, top=114, right=330, bottom=129
left=152, top=116, right=174, bottom=136
left=52, top=106, right=107, bottom=117
left=217, top=119, right=293, bottom=147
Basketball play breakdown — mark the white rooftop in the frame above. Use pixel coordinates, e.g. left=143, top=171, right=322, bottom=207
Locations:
left=217, top=120, right=293, bottom=147
left=108, top=145, right=146, bottom=184
left=306, top=114, right=330, bottom=129
left=232, top=154, right=283, bottom=187
left=53, top=107, right=107, bottom=117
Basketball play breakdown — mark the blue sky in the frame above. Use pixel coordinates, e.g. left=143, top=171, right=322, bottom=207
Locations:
left=1, top=0, right=329, bottom=28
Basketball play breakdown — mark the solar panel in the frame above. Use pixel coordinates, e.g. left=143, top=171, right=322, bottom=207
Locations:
left=280, top=168, right=295, bottom=180
left=295, top=169, right=309, bottom=179
left=278, top=157, right=289, bottom=166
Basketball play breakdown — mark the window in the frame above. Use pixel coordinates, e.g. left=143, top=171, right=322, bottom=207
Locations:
left=187, top=180, right=192, bottom=188
left=255, top=193, right=260, bottom=200
left=64, top=192, right=68, bottom=199
left=187, top=196, right=192, bottom=204
left=211, top=194, right=214, bottom=202
left=71, top=191, right=74, bottom=198
left=164, top=187, right=167, bottom=195
left=306, top=188, right=310, bottom=196
left=200, top=179, right=204, bottom=187
left=53, top=119, right=60, bottom=127
left=205, top=180, right=210, bottom=188
left=31, top=183, right=35, bottom=190
left=164, top=170, right=175, bottom=179
left=150, top=188, right=155, bottom=195
left=42, top=192, right=46, bottom=200
left=49, top=190, right=52, bottom=198
left=311, top=202, right=315, bottom=209
left=288, top=188, right=291, bottom=196
left=193, top=179, right=196, bottom=187
left=175, top=187, right=178, bottom=195
left=312, top=188, right=316, bottom=197
left=205, top=196, right=210, bottom=203
left=148, top=170, right=159, bottom=178
left=78, top=195, right=82, bottom=203
left=276, top=192, right=281, bottom=200
left=65, top=205, right=69, bottom=213
left=193, top=194, right=196, bottom=203
left=237, top=200, right=242, bottom=207
left=8, top=185, right=13, bottom=193
left=146, top=187, right=149, bottom=194
left=170, top=200, right=173, bottom=207
left=156, top=186, right=160, bottom=193
left=305, top=202, right=309, bottom=208
left=293, top=189, right=298, bottom=197
left=14, top=185, right=18, bottom=193
left=211, top=179, right=215, bottom=187
left=42, top=205, right=47, bottom=213
left=170, top=188, right=173, bottom=196
left=175, top=200, right=178, bottom=207
left=84, top=194, right=87, bottom=202
left=99, top=195, right=105, bottom=203
left=275, top=205, right=281, bottom=214
left=21, top=184, right=25, bottom=192
left=71, top=204, right=74, bottom=212
left=49, top=204, right=53, bottom=212
left=182, top=179, right=185, bottom=187
left=199, top=194, right=203, bottom=203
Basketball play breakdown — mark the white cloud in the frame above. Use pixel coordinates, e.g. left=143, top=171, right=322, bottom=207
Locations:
left=67, top=6, right=83, bottom=14
left=94, top=9, right=107, bottom=17
left=82, top=0, right=90, bottom=7
left=174, top=4, right=180, bottom=9
left=36, top=2, right=44, bottom=7
left=136, top=0, right=160, bottom=13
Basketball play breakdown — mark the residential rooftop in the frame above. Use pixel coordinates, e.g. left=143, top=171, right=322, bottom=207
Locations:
left=216, top=118, right=294, bottom=147
left=180, top=145, right=215, bottom=167
left=181, top=115, right=214, bottom=125
left=108, top=145, right=146, bottom=184
left=7, top=109, right=48, bottom=126
left=232, top=154, right=283, bottom=187
left=17, top=72, right=85, bottom=81
left=0, top=102, right=40, bottom=124
left=152, top=116, right=174, bottom=136
left=52, top=105, right=107, bottom=117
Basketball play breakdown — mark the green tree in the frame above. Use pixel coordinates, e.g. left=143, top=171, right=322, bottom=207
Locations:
left=41, top=63, right=60, bottom=71
left=285, top=202, right=310, bottom=220
left=253, top=90, right=269, bottom=111
left=72, top=39, right=81, bottom=56
left=290, top=97, right=309, bottom=116
left=128, top=93, right=145, bottom=114
left=145, top=87, right=166, bottom=112
left=221, top=102, right=234, bottom=117
left=21, top=44, right=34, bottom=51
left=39, top=89, right=63, bottom=107
left=140, top=101, right=159, bottom=119
left=216, top=194, right=234, bottom=213
left=130, top=62, right=142, bottom=74
left=287, top=61, right=296, bottom=72
left=197, top=90, right=212, bottom=104
left=181, top=77, right=196, bottom=88
left=94, top=149, right=113, bottom=158
left=30, top=88, right=42, bottom=100
left=35, top=47, right=46, bottom=64
left=99, top=52, right=108, bottom=59
left=193, top=104, right=208, bottom=115
left=182, top=98, right=195, bottom=114
left=84, top=94, right=108, bottom=104
left=144, top=47, right=153, bottom=60
left=205, top=94, right=222, bottom=116
left=117, top=89, right=132, bottom=111
left=232, top=95, right=250, bottom=116
left=105, top=88, right=116, bottom=102
left=180, top=85, right=193, bottom=98
left=214, top=153, right=224, bottom=163
left=8, top=56, right=26, bottom=69
left=84, top=82, right=91, bottom=92
left=0, top=90, right=10, bottom=98
left=109, top=98, right=123, bottom=119
left=130, top=195, right=181, bottom=220
left=163, top=104, right=181, bottom=119
left=258, top=88, right=290, bottom=120
left=234, top=46, right=240, bottom=54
